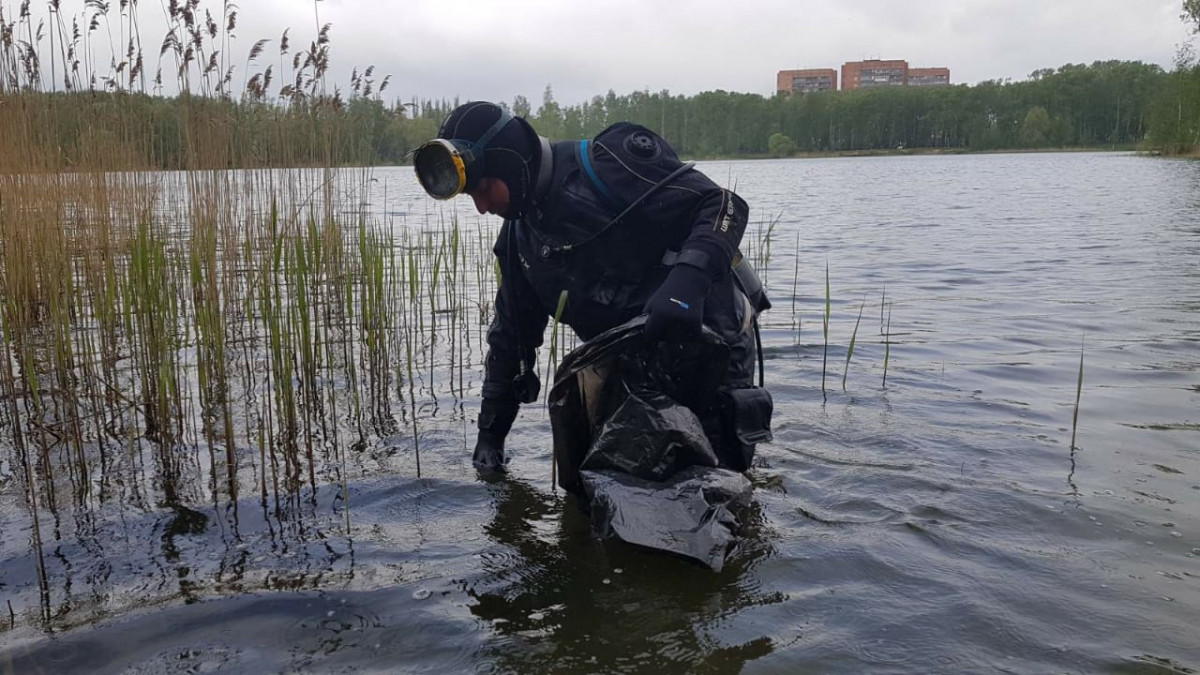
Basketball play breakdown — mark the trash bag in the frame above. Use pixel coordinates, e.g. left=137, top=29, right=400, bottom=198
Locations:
left=548, top=315, right=752, bottom=570
left=581, top=369, right=719, bottom=482
left=582, top=466, right=752, bottom=572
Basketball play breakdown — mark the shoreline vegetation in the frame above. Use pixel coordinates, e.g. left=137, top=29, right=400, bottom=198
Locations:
left=682, top=144, right=1149, bottom=162
left=2, top=80, right=1191, bottom=172
left=1, top=5, right=1196, bottom=167
left=1, top=6, right=1195, bottom=167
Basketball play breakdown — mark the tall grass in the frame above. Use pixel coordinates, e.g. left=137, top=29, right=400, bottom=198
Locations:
left=0, top=0, right=501, bottom=629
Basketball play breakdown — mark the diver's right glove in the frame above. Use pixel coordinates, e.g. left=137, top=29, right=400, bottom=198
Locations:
left=473, top=397, right=519, bottom=473
left=644, top=262, right=711, bottom=342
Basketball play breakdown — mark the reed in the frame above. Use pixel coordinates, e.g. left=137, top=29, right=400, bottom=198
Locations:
left=842, top=296, right=865, bottom=391
left=1, top=0, right=442, bottom=622
left=790, top=231, right=801, bottom=338
left=547, top=290, right=569, bottom=485
left=882, top=301, right=893, bottom=388
left=752, top=211, right=782, bottom=279
left=821, top=259, right=831, bottom=394
left=404, top=240, right=422, bottom=478
left=1070, top=336, right=1085, bottom=449
left=546, top=290, right=570, bottom=397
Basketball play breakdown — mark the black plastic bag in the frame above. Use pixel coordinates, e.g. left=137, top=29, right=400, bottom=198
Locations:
left=582, top=466, right=751, bottom=572
left=548, top=316, right=751, bottom=570
left=581, top=377, right=719, bottom=482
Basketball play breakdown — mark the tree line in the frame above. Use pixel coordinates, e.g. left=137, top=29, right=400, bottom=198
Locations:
left=1148, top=1, right=1200, bottom=154
left=500, top=60, right=1179, bottom=157
left=5, top=58, right=1195, bottom=172
left=3, top=0, right=1197, bottom=169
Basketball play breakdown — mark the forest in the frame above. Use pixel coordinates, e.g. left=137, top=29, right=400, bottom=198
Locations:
left=9, top=58, right=1196, bottom=171
left=3, top=2, right=1198, bottom=168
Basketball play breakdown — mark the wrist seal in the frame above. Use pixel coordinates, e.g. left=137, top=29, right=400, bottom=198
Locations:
left=662, top=239, right=730, bottom=282
left=672, top=248, right=711, bottom=273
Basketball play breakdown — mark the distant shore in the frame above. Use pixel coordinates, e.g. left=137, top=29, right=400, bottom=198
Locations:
left=683, top=145, right=1150, bottom=162
left=383, top=144, right=1196, bottom=168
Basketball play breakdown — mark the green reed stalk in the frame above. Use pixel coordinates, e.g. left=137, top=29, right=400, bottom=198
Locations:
left=188, top=201, right=238, bottom=501
left=322, top=289, right=351, bottom=533
left=882, top=302, right=893, bottom=388
left=405, top=318, right=421, bottom=478
left=546, top=290, right=569, bottom=403
left=547, top=289, right=569, bottom=486
left=291, top=223, right=318, bottom=494
left=842, top=296, right=866, bottom=391
left=332, top=210, right=363, bottom=439
left=44, top=202, right=89, bottom=497
left=1070, top=336, right=1085, bottom=449
left=390, top=233, right=408, bottom=426
left=262, top=215, right=301, bottom=492
left=791, top=231, right=800, bottom=337
left=756, top=211, right=781, bottom=274
left=430, top=232, right=443, bottom=314
left=880, top=287, right=886, bottom=333
left=0, top=292, right=51, bottom=623
left=426, top=231, right=444, bottom=395
left=447, top=219, right=462, bottom=396
left=126, top=216, right=185, bottom=501
left=407, top=244, right=419, bottom=316
left=822, top=260, right=830, bottom=394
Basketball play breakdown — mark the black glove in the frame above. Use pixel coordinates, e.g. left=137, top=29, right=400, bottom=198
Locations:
left=644, top=263, right=712, bottom=342
left=473, top=397, right=519, bottom=473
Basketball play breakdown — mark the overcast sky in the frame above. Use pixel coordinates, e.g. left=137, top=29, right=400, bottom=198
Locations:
left=33, top=0, right=1197, bottom=106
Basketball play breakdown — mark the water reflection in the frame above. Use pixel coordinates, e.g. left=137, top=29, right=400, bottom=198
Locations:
left=468, top=476, right=781, bottom=673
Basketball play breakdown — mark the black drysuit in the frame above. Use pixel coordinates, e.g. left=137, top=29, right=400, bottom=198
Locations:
left=480, top=122, right=768, bottom=473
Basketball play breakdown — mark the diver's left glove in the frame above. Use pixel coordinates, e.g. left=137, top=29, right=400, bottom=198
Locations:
left=472, top=429, right=507, bottom=473
left=644, top=262, right=712, bottom=342
left=473, top=397, right=519, bottom=473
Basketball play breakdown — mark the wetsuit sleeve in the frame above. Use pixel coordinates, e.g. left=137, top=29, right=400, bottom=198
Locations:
left=483, top=220, right=549, bottom=405
left=671, top=180, right=750, bottom=282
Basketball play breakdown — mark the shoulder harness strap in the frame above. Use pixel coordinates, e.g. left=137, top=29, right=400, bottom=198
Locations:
left=535, top=136, right=554, bottom=201
left=575, top=139, right=621, bottom=209
left=552, top=143, right=696, bottom=255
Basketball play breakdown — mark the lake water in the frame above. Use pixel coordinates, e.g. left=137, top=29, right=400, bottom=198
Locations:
left=2, top=152, right=1198, bottom=673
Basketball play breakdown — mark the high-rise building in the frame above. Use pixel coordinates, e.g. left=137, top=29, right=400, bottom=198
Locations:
left=779, top=60, right=950, bottom=92
left=777, top=68, right=838, bottom=94
left=841, top=60, right=909, bottom=90
left=907, top=67, right=951, bottom=87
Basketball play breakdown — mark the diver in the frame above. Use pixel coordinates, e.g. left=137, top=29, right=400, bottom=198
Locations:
left=413, top=101, right=772, bottom=484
